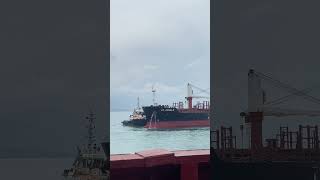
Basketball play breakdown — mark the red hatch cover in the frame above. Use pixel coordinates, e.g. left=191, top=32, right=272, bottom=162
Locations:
left=111, top=154, right=145, bottom=169
left=174, top=149, right=210, bottom=163
left=135, top=149, right=175, bottom=167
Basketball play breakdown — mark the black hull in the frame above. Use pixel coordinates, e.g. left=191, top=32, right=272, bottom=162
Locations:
left=122, top=105, right=209, bottom=128
left=142, top=105, right=208, bottom=122
left=122, top=119, right=147, bottom=127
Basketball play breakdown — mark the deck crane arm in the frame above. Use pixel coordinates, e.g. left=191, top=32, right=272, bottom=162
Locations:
left=187, top=83, right=210, bottom=98
left=263, top=107, right=320, bottom=117
left=187, top=83, right=210, bottom=96
left=244, top=69, right=320, bottom=117
left=185, top=83, right=210, bottom=109
left=190, top=96, right=210, bottom=99
left=241, top=107, right=320, bottom=117
left=240, top=69, right=320, bottom=149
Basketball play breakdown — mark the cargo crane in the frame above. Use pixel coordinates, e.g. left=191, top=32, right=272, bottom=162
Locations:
left=240, top=69, right=320, bottom=149
left=211, top=69, right=320, bottom=180
left=185, top=83, right=210, bottom=109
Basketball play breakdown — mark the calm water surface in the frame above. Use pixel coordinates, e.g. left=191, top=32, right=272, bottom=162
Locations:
left=110, top=111, right=209, bottom=154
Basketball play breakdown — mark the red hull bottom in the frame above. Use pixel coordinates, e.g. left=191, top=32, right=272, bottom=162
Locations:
left=144, top=120, right=209, bottom=129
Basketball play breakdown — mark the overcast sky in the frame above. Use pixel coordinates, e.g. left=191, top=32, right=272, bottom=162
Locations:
left=110, top=0, right=210, bottom=110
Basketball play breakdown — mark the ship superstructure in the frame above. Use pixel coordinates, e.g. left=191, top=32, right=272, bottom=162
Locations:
left=63, top=111, right=109, bottom=179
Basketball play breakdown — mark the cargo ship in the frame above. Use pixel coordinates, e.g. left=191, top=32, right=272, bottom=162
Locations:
left=122, top=83, right=210, bottom=129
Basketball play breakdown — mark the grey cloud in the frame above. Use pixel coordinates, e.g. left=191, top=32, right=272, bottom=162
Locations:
left=111, top=0, right=210, bottom=110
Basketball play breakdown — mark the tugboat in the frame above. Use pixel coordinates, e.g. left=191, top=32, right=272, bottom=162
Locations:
left=122, top=97, right=147, bottom=127
left=62, top=111, right=109, bottom=179
left=122, top=83, right=210, bottom=129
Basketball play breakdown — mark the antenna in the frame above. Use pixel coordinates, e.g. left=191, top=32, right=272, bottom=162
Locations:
left=137, top=97, right=140, bottom=109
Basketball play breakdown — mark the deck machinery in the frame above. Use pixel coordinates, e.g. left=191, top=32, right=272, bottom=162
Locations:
left=211, top=69, right=320, bottom=180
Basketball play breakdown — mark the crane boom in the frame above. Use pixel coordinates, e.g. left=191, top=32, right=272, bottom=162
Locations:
left=263, top=107, right=320, bottom=117
left=186, top=83, right=210, bottom=109
left=191, top=96, right=210, bottom=99
left=242, top=69, right=320, bottom=149
left=242, top=106, right=320, bottom=117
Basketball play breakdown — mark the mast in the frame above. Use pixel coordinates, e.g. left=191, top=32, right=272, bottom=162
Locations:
left=152, top=85, right=157, bottom=106
left=187, top=83, right=193, bottom=109
left=86, top=111, right=96, bottom=154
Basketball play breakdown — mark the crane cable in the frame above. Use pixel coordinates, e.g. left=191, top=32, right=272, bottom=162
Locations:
left=189, top=83, right=210, bottom=95
left=264, top=87, right=314, bottom=106
left=255, top=71, right=320, bottom=106
left=257, top=71, right=320, bottom=104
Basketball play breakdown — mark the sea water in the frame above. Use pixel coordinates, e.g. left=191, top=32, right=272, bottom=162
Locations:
left=110, top=111, right=210, bottom=154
